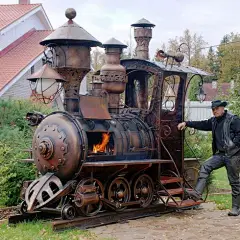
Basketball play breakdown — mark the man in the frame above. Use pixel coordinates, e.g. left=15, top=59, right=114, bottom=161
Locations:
left=178, top=100, right=240, bottom=216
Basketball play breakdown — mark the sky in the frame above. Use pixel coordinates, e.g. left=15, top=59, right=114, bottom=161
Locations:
left=1, top=0, right=240, bottom=58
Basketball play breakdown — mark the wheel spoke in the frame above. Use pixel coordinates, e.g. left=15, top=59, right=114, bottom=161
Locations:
left=74, top=178, right=104, bottom=217
left=133, top=174, right=153, bottom=208
left=107, top=177, right=130, bottom=210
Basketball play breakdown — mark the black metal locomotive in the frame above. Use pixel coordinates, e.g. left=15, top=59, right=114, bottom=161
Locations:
left=20, top=8, right=210, bottom=220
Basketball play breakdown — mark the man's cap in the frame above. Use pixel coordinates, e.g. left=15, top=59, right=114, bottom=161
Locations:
left=211, top=100, right=227, bottom=109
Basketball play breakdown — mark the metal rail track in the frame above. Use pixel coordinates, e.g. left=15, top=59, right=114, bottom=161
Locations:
left=8, top=204, right=173, bottom=231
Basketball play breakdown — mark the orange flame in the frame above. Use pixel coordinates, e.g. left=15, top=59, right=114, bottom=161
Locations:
left=93, top=133, right=110, bottom=153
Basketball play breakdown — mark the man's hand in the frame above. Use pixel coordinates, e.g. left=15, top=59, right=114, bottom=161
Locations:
left=177, top=122, right=186, bottom=130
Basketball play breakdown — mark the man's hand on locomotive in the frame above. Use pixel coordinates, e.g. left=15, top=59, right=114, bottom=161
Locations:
left=177, top=122, right=186, bottom=130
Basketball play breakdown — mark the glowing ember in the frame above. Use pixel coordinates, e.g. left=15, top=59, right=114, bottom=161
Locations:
left=93, top=133, right=110, bottom=153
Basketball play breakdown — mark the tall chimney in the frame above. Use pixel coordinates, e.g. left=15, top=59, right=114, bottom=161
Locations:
left=19, top=0, right=30, bottom=4
left=131, top=18, right=155, bottom=60
left=40, top=8, right=101, bottom=114
left=100, top=38, right=128, bottom=114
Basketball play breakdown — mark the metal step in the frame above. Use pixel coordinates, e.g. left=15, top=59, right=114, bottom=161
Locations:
left=167, top=199, right=203, bottom=208
left=160, top=176, right=183, bottom=184
left=158, top=188, right=184, bottom=196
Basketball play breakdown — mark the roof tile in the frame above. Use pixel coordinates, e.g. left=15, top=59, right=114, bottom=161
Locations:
left=0, top=4, right=40, bottom=30
left=203, top=83, right=231, bottom=101
left=0, top=30, right=52, bottom=91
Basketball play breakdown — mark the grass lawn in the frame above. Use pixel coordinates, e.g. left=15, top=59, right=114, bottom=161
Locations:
left=0, top=221, right=112, bottom=240
left=207, top=167, right=232, bottom=210
left=207, top=194, right=231, bottom=210
left=211, top=167, right=231, bottom=191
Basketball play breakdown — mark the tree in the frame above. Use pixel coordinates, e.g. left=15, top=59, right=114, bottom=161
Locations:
left=91, top=47, right=105, bottom=71
left=157, top=29, right=208, bottom=68
left=207, top=47, right=217, bottom=73
left=215, top=33, right=240, bottom=114
left=187, top=75, right=202, bottom=101
left=217, top=33, right=240, bottom=83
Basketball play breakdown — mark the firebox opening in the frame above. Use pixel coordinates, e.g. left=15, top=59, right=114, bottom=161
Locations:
left=87, top=132, right=114, bottom=155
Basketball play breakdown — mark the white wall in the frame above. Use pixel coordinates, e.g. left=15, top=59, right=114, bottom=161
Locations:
left=0, top=9, right=47, bottom=51
left=0, top=8, right=51, bottom=51
left=185, top=101, right=212, bottom=121
left=1, top=58, right=43, bottom=99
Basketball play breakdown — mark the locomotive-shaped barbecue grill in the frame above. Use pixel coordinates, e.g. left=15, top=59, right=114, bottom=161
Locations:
left=20, top=8, right=210, bottom=220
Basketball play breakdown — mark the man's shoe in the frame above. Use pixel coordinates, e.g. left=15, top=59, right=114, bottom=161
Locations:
left=228, top=195, right=240, bottom=216
left=185, top=189, right=202, bottom=201
left=228, top=207, right=240, bottom=216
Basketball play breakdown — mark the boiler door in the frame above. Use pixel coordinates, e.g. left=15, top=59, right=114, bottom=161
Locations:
left=32, top=112, right=85, bottom=180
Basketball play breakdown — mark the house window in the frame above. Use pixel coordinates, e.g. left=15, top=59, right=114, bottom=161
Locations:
left=31, top=66, right=35, bottom=74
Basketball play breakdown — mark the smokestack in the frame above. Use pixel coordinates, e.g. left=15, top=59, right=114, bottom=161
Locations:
left=40, top=8, right=101, bottom=114
left=19, top=0, right=30, bottom=4
left=101, top=38, right=128, bottom=113
left=131, top=18, right=155, bottom=60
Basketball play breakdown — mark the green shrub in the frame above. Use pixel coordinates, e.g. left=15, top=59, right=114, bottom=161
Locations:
left=184, top=130, right=212, bottom=161
left=0, top=141, right=36, bottom=206
left=184, top=130, right=213, bottom=188
left=0, top=99, right=52, bottom=206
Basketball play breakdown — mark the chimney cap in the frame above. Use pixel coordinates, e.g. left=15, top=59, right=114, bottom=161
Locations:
left=131, top=18, right=155, bottom=28
left=40, top=9, right=102, bottom=47
left=102, top=38, right=127, bottom=49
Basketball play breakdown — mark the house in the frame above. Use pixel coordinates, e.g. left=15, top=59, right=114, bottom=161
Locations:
left=202, top=80, right=232, bottom=101
left=0, top=0, right=90, bottom=100
left=0, top=0, right=53, bottom=99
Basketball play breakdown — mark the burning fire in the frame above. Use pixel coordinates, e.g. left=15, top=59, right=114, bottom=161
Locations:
left=93, top=133, right=110, bottom=153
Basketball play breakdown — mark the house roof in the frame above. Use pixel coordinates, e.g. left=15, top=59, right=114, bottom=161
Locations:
left=0, top=30, right=52, bottom=91
left=203, top=83, right=231, bottom=101
left=0, top=4, right=41, bottom=30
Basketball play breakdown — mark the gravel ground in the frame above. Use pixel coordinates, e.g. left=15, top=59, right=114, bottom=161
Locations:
left=91, top=202, right=240, bottom=240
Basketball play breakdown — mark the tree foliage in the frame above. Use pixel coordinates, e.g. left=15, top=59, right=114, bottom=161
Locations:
left=166, top=29, right=208, bottom=68
left=187, top=75, right=202, bottom=101
left=91, top=47, right=105, bottom=71
left=217, top=33, right=240, bottom=83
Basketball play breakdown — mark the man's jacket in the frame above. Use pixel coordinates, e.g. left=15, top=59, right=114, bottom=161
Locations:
left=186, top=111, right=240, bottom=156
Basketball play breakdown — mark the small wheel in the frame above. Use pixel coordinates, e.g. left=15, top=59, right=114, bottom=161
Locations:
left=133, top=174, right=154, bottom=208
left=107, top=177, right=131, bottom=211
left=20, top=201, right=28, bottom=215
left=61, top=204, right=76, bottom=220
left=74, top=178, right=104, bottom=217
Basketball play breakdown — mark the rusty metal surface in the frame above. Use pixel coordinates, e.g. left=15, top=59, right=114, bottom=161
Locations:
left=121, top=58, right=212, bottom=76
left=131, top=18, right=155, bottom=28
left=134, top=27, right=152, bottom=60
left=100, top=39, right=127, bottom=113
left=79, top=95, right=111, bottom=120
left=58, top=68, right=89, bottom=113
left=52, top=204, right=169, bottom=231
left=8, top=204, right=171, bottom=231
left=40, top=9, right=101, bottom=47
left=154, top=61, right=213, bottom=76
left=131, top=19, right=155, bottom=60
left=33, top=112, right=84, bottom=180
left=102, top=37, right=127, bottom=48
left=83, top=159, right=172, bottom=167
left=74, top=178, right=104, bottom=217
